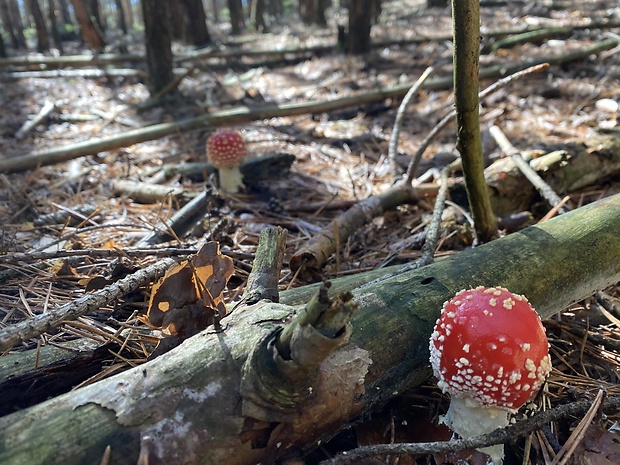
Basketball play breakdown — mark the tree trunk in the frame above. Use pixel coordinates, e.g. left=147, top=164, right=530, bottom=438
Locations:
left=210, top=0, right=220, bottom=22
left=48, top=0, right=64, bottom=53
left=70, top=0, right=105, bottom=50
left=268, top=0, right=282, bottom=21
left=0, top=27, right=6, bottom=56
left=57, top=0, right=73, bottom=25
left=122, top=0, right=133, bottom=29
left=168, top=1, right=187, bottom=41
left=28, top=0, right=50, bottom=52
left=181, top=0, right=210, bottom=46
left=87, top=0, right=105, bottom=32
left=347, top=0, right=371, bottom=54
left=114, top=0, right=127, bottom=33
left=142, top=0, right=174, bottom=96
left=250, top=0, right=266, bottom=31
left=227, top=0, right=243, bottom=34
left=1, top=194, right=619, bottom=465
left=0, top=0, right=16, bottom=49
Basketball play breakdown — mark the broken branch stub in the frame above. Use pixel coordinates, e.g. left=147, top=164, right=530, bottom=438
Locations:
left=241, top=283, right=358, bottom=422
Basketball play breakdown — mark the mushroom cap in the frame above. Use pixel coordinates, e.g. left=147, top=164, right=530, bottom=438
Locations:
left=429, top=286, right=551, bottom=411
left=207, top=129, right=248, bottom=168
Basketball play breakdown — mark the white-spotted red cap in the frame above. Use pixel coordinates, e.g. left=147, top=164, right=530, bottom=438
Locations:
left=207, top=130, right=248, bottom=168
left=429, top=286, right=552, bottom=411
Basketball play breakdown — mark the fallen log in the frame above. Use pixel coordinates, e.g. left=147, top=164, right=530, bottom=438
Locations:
left=1, top=193, right=619, bottom=465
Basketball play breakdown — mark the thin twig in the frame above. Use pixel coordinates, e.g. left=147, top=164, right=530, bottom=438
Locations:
left=489, top=125, right=569, bottom=214
left=0, top=258, right=176, bottom=352
left=320, top=395, right=620, bottom=465
left=388, top=67, right=434, bottom=174
left=405, top=63, right=550, bottom=183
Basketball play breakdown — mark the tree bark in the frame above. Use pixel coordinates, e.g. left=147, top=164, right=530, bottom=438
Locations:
left=452, top=0, right=498, bottom=242
left=347, top=0, right=371, bottom=54
left=1, top=194, right=619, bottom=465
left=57, top=0, right=72, bottom=25
left=27, top=0, right=50, bottom=52
left=48, top=0, right=64, bottom=53
left=181, top=0, right=210, bottom=46
left=0, top=27, right=5, bottom=56
left=122, top=0, right=133, bottom=29
left=87, top=0, right=105, bottom=32
left=249, top=0, right=266, bottom=32
left=227, top=0, right=244, bottom=34
left=141, top=0, right=174, bottom=95
left=70, top=0, right=105, bottom=50
left=114, top=0, right=127, bottom=33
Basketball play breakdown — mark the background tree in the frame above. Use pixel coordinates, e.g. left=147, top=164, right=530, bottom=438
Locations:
left=249, top=0, right=266, bottom=32
left=142, top=0, right=174, bottom=96
left=0, top=0, right=23, bottom=49
left=57, top=0, right=72, bottom=25
left=227, top=0, right=244, bottom=35
left=428, top=0, right=449, bottom=7
left=48, top=0, right=64, bottom=53
left=268, top=0, right=282, bottom=22
left=347, top=0, right=372, bottom=54
left=70, top=0, right=105, bottom=50
left=299, top=0, right=326, bottom=25
left=27, top=0, right=50, bottom=52
left=122, top=0, right=133, bottom=30
left=210, top=0, right=220, bottom=22
left=0, top=25, right=6, bottom=56
left=114, top=0, right=127, bottom=34
left=181, top=0, right=210, bottom=46
left=87, top=0, right=106, bottom=33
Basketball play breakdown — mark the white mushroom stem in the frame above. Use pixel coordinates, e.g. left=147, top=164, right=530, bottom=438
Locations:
left=441, top=396, right=513, bottom=465
left=217, top=166, right=244, bottom=193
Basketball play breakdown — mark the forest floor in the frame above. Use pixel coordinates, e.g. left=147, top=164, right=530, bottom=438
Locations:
left=1, top=0, right=620, bottom=464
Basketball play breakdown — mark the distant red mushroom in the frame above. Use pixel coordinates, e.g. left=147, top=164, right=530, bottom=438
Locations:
left=206, top=129, right=249, bottom=193
left=429, top=286, right=552, bottom=464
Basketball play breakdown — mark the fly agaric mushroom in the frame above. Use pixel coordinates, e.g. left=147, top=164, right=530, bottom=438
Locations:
left=429, top=286, right=552, bottom=464
left=206, top=129, right=249, bottom=193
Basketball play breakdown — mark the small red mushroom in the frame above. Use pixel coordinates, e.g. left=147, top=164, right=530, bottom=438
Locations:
left=429, top=286, right=552, bottom=464
left=206, top=129, right=249, bottom=193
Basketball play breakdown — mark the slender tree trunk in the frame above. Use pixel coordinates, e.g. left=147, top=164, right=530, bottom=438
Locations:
left=114, top=0, right=127, bottom=33
left=227, top=0, right=243, bottom=34
left=87, top=0, right=105, bottom=32
left=0, top=27, right=6, bottom=56
left=9, top=0, right=27, bottom=48
left=142, top=0, right=174, bottom=96
left=70, top=0, right=105, bottom=50
left=347, top=0, right=371, bottom=54
left=0, top=0, right=17, bottom=49
left=57, top=0, right=72, bottom=24
left=250, top=0, right=266, bottom=31
left=210, top=0, right=220, bottom=22
left=122, top=0, right=133, bottom=29
left=181, top=0, right=210, bottom=46
left=48, top=0, right=64, bottom=53
left=28, top=0, right=50, bottom=52
left=268, top=0, right=282, bottom=21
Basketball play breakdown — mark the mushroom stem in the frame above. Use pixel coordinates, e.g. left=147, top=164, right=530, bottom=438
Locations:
left=442, top=396, right=509, bottom=465
left=217, top=166, right=244, bottom=193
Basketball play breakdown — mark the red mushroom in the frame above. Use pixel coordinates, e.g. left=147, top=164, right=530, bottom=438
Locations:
left=429, top=286, right=552, bottom=464
left=206, top=129, right=249, bottom=193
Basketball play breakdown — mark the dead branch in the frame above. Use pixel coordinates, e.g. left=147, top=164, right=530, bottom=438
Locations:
left=0, top=39, right=615, bottom=174
left=242, top=227, right=288, bottom=305
left=289, top=183, right=417, bottom=278
left=15, top=100, right=56, bottom=139
left=0, top=258, right=176, bottom=352
left=320, top=393, right=620, bottom=465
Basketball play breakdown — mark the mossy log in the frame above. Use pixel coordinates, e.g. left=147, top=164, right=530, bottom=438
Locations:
left=1, top=194, right=620, bottom=465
